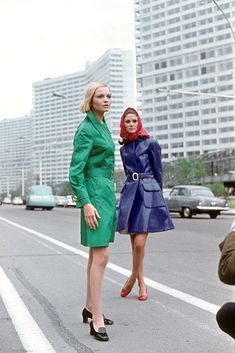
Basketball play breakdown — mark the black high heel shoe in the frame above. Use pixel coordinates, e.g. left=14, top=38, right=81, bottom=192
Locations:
left=90, top=321, right=109, bottom=342
left=82, top=307, right=113, bottom=325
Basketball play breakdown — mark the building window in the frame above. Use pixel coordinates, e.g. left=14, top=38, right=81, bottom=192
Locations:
left=200, top=52, right=206, bottom=60
left=201, top=67, right=207, bottom=75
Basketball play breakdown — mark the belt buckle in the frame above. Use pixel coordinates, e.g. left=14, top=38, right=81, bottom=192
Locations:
left=132, top=172, right=139, bottom=181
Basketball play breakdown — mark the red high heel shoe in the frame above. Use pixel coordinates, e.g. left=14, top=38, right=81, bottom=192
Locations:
left=138, top=286, right=148, bottom=301
left=120, top=279, right=133, bottom=298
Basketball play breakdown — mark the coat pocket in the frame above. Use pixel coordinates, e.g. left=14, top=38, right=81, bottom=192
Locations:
left=141, top=180, right=165, bottom=208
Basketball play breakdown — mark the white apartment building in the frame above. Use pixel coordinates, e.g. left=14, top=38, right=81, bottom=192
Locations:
left=0, top=115, right=32, bottom=195
left=32, top=48, right=135, bottom=185
left=135, top=0, right=235, bottom=161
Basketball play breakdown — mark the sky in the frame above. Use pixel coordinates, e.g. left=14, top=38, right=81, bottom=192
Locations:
left=0, top=0, right=135, bottom=120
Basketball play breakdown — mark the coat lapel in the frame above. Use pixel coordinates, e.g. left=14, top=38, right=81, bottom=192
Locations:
left=86, top=110, right=107, bottom=135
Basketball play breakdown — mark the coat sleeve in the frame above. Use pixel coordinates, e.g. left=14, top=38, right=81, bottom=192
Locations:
left=218, top=231, right=235, bottom=285
left=69, top=127, right=94, bottom=207
left=149, top=140, right=163, bottom=190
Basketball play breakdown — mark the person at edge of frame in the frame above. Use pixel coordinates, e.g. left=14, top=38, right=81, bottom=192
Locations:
left=216, top=221, right=235, bottom=339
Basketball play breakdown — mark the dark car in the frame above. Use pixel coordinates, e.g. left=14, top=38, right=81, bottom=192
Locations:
left=165, top=185, right=229, bottom=219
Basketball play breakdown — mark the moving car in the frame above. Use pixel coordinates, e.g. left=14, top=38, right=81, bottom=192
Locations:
left=12, top=196, right=23, bottom=205
left=165, top=185, right=229, bottom=219
left=25, top=185, right=55, bottom=210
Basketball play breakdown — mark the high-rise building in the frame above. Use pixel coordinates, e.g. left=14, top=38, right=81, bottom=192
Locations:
left=32, top=48, right=135, bottom=185
left=0, top=115, right=32, bottom=195
left=135, top=0, right=235, bottom=161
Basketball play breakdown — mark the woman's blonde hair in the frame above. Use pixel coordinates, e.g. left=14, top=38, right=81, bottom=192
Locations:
left=80, top=82, right=110, bottom=113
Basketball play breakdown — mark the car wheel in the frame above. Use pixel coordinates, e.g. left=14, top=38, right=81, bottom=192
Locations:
left=209, top=213, right=218, bottom=219
left=182, top=207, right=192, bottom=218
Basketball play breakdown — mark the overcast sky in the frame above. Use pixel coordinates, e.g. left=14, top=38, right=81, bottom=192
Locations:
left=0, top=0, right=135, bottom=120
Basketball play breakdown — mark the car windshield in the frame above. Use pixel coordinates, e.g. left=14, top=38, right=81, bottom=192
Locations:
left=191, top=188, right=214, bottom=197
left=30, top=187, right=52, bottom=195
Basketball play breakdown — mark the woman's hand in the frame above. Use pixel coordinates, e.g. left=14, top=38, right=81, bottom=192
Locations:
left=83, top=203, right=100, bottom=230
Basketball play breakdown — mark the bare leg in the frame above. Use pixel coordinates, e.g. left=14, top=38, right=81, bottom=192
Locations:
left=90, top=246, right=109, bottom=329
left=85, top=248, right=93, bottom=312
left=122, top=233, right=148, bottom=293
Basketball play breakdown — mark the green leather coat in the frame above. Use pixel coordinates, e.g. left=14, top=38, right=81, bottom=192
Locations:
left=69, top=110, right=116, bottom=247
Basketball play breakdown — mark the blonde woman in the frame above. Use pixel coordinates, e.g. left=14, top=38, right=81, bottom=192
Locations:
left=69, top=82, right=116, bottom=341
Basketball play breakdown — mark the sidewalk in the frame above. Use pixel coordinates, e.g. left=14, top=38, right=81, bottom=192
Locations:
left=221, top=208, right=235, bottom=216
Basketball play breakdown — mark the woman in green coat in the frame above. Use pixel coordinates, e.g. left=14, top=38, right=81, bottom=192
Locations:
left=69, top=82, right=116, bottom=342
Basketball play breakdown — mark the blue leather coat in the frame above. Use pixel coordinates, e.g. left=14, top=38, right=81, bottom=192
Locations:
left=116, top=138, right=174, bottom=233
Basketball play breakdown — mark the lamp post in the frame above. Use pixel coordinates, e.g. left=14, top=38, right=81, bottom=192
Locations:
left=36, top=142, right=57, bottom=186
left=39, top=157, right=42, bottom=186
left=22, top=166, right=25, bottom=197
left=6, top=177, right=10, bottom=197
left=156, top=87, right=235, bottom=100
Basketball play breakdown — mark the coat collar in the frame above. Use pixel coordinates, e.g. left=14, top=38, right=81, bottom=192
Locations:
left=86, top=110, right=109, bottom=135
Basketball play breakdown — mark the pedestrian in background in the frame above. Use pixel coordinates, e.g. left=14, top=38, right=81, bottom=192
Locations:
left=116, top=107, right=174, bottom=301
left=69, top=82, right=116, bottom=342
left=216, top=221, right=235, bottom=339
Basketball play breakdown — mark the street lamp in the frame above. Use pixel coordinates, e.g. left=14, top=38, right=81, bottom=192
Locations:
left=37, top=142, right=57, bottom=186
left=156, top=87, right=235, bottom=100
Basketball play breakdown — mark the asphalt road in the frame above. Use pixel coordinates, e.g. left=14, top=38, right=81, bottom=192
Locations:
left=0, top=205, right=234, bottom=353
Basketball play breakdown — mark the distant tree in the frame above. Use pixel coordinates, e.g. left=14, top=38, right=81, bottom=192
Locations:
left=203, top=183, right=229, bottom=197
left=175, top=156, right=206, bottom=185
left=162, top=162, right=175, bottom=187
left=52, top=181, right=72, bottom=195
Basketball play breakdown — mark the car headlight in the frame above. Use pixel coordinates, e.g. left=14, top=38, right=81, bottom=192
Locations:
left=197, top=198, right=203, bottom=206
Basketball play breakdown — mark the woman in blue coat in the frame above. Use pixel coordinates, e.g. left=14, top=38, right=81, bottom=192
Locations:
left=117, top=107, right=174, bottom=301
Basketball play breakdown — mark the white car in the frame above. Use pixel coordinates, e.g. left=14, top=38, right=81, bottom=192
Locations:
left=3, top=197, right=11, bottom=204
left=12, top=196, right=23, bottom=205
left=65, top=195, right=76, bottom=207
left=55, top=195, right=66, bottom=207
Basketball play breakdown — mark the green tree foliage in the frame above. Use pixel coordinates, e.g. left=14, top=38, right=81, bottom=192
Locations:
left=163, top=156, right=207, bottom=186
left=176, top=156, right=207, bottom=185
left=203, top=183, right=229, bottom=197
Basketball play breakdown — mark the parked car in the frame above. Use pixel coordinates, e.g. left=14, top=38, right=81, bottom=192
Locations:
left=115, top=193, right=120, bottom=209
left=65, top=195, right=76, bottom=207
left=2, top=196, right=11, bottom=204
left=163, top=188, right=172, bottom=199
left=165, top=185, right=229, bottom=219
left=25, top=185, right=55, bottom=210
left=54, top=195, right=66, bottom=207
left=12, top=196, right=23, bottom=205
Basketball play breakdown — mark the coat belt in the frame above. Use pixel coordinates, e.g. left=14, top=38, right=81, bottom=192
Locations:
left=84, top=168, right=114, bottom=179
left=127, top=173, right=154, bottom=181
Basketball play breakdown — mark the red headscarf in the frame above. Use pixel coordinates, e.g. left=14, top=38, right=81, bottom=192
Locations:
left=120, top=107, right=150, bottom=142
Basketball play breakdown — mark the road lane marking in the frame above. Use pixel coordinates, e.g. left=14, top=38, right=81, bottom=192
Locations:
left=0, top=266, right=56, bottom=353
left=0, top=216, right=219, bottom=315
